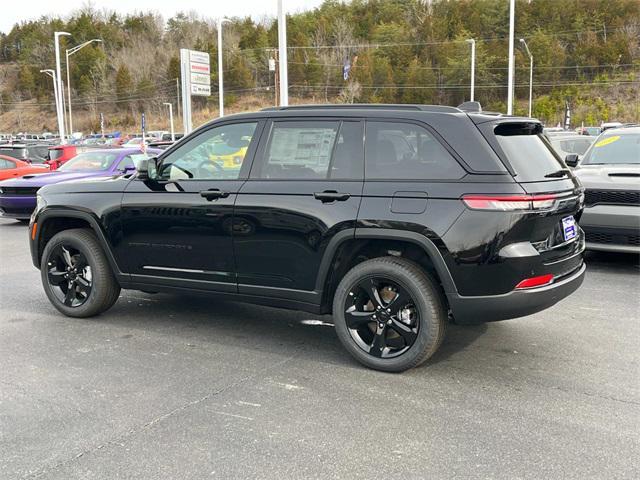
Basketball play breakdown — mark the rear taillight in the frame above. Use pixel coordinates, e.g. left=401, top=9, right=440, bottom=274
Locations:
left=515, top=274, right=554, bottom=290
left=462, top=194, right=558, bottom=211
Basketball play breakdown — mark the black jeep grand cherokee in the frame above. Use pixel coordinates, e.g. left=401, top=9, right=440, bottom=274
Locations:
left=29, top=104, right=586, bottom=372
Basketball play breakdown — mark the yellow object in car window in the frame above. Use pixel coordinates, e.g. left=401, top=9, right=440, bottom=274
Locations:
left=594, top=136, right=620, bottom=148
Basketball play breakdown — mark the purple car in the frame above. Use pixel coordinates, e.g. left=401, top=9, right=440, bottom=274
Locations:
left=0, top=148, right=161, bottom=220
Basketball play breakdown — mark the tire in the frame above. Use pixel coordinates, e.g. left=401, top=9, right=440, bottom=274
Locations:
left=333, top=256, right=447, bottom=372
left=40, top=228, right=121, bottom=318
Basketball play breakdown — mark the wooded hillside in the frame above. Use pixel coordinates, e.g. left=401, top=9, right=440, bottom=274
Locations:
left=0, top=0, right=638, bottom=132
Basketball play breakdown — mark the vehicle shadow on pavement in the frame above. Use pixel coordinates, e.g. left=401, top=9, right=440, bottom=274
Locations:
left=585, top=251, right=640, bottom=274
left=101, top=291, right=492, bottom=371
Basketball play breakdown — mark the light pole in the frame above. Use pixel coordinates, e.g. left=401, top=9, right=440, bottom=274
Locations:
left=164, top=102, right=175, bottom=141
left=466, top=39, right=475, bottom=102
left=277, top=0, right=288, bottom=106
left=506, top=0, right=515, bottom=115
left=40, top=70, right=59, bottom=131
left=66, top=39, right=102, bottom=137
left=54, top=32, right=71, bottom=143
left=217, top=18, right=230, bottom=117
left=520, top=38, right=533, bottom=118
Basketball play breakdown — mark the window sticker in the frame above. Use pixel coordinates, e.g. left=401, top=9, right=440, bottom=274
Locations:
left=594, top=136, right=620, bottom=148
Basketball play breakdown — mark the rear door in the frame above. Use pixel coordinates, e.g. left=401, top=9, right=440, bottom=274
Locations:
left=233, top=118, right=364, bottom=303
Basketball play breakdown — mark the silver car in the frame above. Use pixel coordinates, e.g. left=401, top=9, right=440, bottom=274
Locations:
left=571, top=126, right=639, bottom=253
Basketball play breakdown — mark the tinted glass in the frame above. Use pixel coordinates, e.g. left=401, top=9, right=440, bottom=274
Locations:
left=329, top=122, right=364, bottom=180
left=582, top=133, right=639, bottom=165
left=258, top=121, right=338, bottom=179
left=551, top=137, right=594, bottom=156
left=494, top=123, right=564, bottom=181
left=159, top=122, right=257, bottom=180
left=58, top=152, right=120, bottom=172
left=365, top=121, right=464, bottom=180
left=49, top=149, right=65, bottom=160
left=0, top=148, right=27, bottom=160
left=116, top=153, right=150, bottom=172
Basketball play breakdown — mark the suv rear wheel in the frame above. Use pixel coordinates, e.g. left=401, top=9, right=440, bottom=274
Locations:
left=41, top=228, right=120, bottom=317
left=333, top=256, right=447, bottom=372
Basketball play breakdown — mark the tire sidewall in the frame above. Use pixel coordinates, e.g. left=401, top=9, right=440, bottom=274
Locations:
left=333, top=259, right=444, bottom=372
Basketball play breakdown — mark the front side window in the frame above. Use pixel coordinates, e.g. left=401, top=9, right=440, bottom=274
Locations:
left=365, top=121, right=465, bottom=180
left=58, top=152, right=121, bottom=172
left=158, top=122, right=257, bottom=181
left=116, top=153, right=151, bottom=172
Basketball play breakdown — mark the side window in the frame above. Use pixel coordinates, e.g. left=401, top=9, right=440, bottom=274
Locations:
left=115, top=155, right=135, bottom=172
left=0, top=159, right=9, bottom=169
left=158, top=122, right=257, bottom=181
left=365, top=121, right=465, bottom=180
left=254, top=120, right=363, bottom=180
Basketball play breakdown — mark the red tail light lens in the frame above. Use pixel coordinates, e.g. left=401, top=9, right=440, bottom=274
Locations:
left=515, top=274, right=554, bottom=289
left=462, top=194, right=558, bottom=211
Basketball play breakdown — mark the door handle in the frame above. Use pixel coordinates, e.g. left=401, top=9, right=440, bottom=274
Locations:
left=314, top=190, right=351, bottom=203
left=200, top=189, right=230, bottom=200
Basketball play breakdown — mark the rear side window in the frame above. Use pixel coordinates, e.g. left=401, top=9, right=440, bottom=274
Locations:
left=365, top=121, right=465, bottom=180
left=255, top=120, right=363, bottom=180
left=494, top=123, right=564, bottom=181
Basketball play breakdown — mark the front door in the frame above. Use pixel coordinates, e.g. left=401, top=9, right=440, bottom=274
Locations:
left=119, top=120, right=263, bottom=292
left=233, top=118, right=365, bottom=304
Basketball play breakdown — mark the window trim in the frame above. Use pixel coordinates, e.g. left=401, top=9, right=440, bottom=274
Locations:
left=154, top=119, right=265, bottom=182
left=249, top=117, right=365, bottom=181
left=363, top=118, right=468, bottom=181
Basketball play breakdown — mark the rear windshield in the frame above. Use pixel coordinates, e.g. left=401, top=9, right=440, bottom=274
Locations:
left=581, top=133, right=639, bottom=165
left=494, top=123, right=564, bottom=182
left=0, top=148, right=27, bottom=160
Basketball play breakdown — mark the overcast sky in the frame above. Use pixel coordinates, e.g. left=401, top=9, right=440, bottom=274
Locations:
left=0, top=0, right=326, bottom=34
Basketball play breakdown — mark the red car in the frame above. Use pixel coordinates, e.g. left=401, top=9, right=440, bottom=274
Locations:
left=0, top=155, right=48, bottom=181
left=45, top=145, right=78, bottom=170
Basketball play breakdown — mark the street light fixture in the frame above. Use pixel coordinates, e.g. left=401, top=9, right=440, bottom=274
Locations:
left=66, top=39, right=102, bottom=136
left=520, top=38, right=533, bottom=118
left=217, top=18, right=231, bottom=117
left=466, top=39, right=476, bottom=102
left=506, top=0, right=515, bottom=115
left=164, top=102, right=175, bottom=142
left=40, top=70, right=60, bottom=134
left=54, top=32, right=71, bottom=143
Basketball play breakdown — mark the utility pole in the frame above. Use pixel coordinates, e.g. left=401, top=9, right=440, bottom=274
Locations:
left=66, top=38, right=102, bottom=136
left=506, top=0, right=515, bottom=115
left=217, top=18, right=230, bottom=117
left=466, top=39, right=476, bottom=102
left=520, top=38, right=533, bottom=118
left=54, top=31, right=71, bottom=143
left=164, top=102, right=175, bottom=141
left=40, top=70, right=59, bottom=134
left=277, top=0, right=288, bottom=106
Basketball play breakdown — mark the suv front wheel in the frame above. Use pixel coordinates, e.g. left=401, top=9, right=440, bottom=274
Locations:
left=333, top=257, right=447, bottom=372
left=41, top=228, right=121, bottom=318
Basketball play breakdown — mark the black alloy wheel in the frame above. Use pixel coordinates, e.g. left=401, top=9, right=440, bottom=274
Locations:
left=344, top=277, right=419, bottom=358
left=333, top=256, right=447, bottom=372
left=46, top=244, right=93, bottom=307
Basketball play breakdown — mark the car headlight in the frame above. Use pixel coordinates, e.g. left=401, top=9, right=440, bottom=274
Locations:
left=0, top=187, right=4, bottom=194
left=33, top=194, right=47, bottom=217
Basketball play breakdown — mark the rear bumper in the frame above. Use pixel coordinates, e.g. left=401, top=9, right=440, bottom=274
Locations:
left=448, top=262, right=586, bottom=324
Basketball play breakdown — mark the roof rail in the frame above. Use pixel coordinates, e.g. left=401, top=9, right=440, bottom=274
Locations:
left=261, top=104, right=462, bottom=113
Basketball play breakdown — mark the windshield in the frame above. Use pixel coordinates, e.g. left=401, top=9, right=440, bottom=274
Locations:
left=58, top=151, right=120, bottom=172
left=0, top=148, right=27, bottom=160
left=494, top=123, right=564, bottom=181
left=582, top=133, right=640, bottom=165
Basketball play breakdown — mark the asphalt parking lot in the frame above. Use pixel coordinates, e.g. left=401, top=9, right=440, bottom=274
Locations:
left=1, top=217, right=639, bottom=479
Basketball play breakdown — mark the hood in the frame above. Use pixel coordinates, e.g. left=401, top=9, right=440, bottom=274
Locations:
left=0, top=170, right=113, bottom=188
left=574, top=164, right=640, bottom=191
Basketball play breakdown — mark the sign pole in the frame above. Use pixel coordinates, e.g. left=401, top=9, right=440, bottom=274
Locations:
left=180, top=48, right=192, bottom=134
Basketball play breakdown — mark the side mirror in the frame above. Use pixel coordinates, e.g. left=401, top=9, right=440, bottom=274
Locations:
left=565, top=154, right=579, bottom=168
left=135, top=156, right=158, bottom=180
